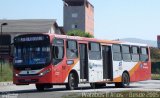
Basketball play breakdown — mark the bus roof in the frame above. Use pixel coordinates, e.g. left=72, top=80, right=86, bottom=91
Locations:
left=53, top=34, right=148, bottom=46
left=14, top=33, right=149, bottom=47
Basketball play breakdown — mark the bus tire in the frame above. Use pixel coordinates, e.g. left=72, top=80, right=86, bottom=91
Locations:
left=35, top=84, right=45, bottom=91
left=66, top=72, right=78, bottom=90
left=115, top=72, right=130, bottom=88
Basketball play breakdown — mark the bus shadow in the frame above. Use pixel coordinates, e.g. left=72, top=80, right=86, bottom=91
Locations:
left=0, top=85, right=141, bottom=95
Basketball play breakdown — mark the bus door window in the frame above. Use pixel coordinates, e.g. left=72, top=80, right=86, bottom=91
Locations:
left=88, top=42, right=102, bottom=81
left=89, top=42, right=101, bottom=60
left=52, top=39, right=64, bottom=65
left=66, top=40, right=78, bottom=59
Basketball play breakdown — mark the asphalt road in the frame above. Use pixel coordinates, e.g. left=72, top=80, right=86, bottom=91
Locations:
left=0, top=80, right=160, bottom=98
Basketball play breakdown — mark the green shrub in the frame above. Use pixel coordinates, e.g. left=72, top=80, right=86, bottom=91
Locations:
left=67, top=30, right=94, bottom=38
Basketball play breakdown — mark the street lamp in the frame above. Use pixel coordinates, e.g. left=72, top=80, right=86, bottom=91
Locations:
left=1, top=23, right=8, bottom=34
left=0, top=23, right=8, bottom=74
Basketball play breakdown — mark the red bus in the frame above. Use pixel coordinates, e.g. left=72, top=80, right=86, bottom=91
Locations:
left=13, top=34, right=151, bottom=91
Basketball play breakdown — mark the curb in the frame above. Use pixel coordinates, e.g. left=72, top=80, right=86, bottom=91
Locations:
left=0, top=82, right=13, bottom=86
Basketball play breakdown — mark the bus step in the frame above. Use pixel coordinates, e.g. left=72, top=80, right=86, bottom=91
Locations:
left=80, top=79, right=87, bottom=82
left=103, top=79, right=111, bottom=81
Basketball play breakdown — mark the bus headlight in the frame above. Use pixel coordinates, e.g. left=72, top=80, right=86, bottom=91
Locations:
left=39, top=68, right=51, bottom=76
left=15, top=74, right=19, bottom=77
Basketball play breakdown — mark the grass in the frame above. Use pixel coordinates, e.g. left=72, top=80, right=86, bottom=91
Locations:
left=63, top=91, right=160, bottom=98
left=151, top=74, right=160, bottom=80
left=0, top=62, right=13, bottom=82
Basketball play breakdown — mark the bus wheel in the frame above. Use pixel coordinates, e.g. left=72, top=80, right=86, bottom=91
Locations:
left=115, top=72, right=130, bottom=88
left=35, top=84, right=45, bottom=91
left=66, top=72, right=78, bottom=90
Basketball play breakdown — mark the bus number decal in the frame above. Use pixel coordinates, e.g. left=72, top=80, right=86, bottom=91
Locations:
left=118, top=61, right=122, bottom=70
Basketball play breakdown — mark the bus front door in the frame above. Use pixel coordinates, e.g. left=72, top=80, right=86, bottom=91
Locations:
left=102, top=45, right=113, bottom=80
left=79, top=44, right=88, bottom=81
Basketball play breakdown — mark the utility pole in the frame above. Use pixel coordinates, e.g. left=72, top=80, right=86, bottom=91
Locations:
left=0, top=23, right=8, bottom=76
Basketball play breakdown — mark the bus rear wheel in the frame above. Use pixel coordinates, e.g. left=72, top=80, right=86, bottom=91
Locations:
left=115, top=72, right=130, bottom=88
left=35, top=84, right=45, bottom=91
left=66, top=72, right=78, bottom=90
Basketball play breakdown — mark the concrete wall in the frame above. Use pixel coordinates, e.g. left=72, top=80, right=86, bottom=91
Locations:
left=64, top=6, right=85, bottom=33
left=85, top=2, right=94, bottom=35
left=63, top=1, right=94, bottom=35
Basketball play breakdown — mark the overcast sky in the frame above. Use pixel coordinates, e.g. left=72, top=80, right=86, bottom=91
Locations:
left=0, top=0, right=160, bottom=41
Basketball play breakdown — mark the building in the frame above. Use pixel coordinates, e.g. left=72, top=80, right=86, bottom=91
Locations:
left=157, top=35, right=160, bottom=48
left=63, top=0, right=94, bottom=35
left=0, top=19, right=64, bottom=59
left=0, top=19, right=64, bottom=44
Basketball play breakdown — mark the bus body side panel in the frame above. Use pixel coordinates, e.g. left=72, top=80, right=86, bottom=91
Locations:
left=130, top=61, right=151, bottom=82
left=64, top=61, right=80, bottom=83
left=51, top=59, right=66, bottom=83
left=130, top=47, right=151, bottom=82
left=113, top=61, right=139, bottom=82
left=88, top=60, right=103, bottom=82
left=59, top=58, right=79, bottom=83
left=121, top=62, right=138, bottom=82
left=113, top=61, right=151, bottom=82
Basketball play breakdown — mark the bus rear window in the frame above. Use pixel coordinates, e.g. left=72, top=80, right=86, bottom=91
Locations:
left=141, top=47, right=148, bottom=55
left=140, top=47, right=148, bottom=62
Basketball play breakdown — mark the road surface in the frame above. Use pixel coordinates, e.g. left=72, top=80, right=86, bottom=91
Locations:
left=0, top=80, right=160, bottom=98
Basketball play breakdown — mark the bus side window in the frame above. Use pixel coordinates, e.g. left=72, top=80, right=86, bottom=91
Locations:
left=52, top=38, right=64, bottom=65
left=66, top=40, right=78, bottom=59
left=112, top=44, right=122, bottom=61
left=131, top=46, right=140, bottom=62
left=89, top=42, right=101, bottom=60
left=140, top=47, right=149, bottom=62
left=122, top=45, right=131, bottom=62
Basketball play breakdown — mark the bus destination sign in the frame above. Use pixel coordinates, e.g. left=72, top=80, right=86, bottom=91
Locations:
left=15, top=36, right=45, bottom=42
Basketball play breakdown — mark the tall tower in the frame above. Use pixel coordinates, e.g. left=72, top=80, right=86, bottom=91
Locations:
left=63, top=0, right=94, bottom=35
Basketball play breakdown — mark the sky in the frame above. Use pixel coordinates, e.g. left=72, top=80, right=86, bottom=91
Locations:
left=0, top=0, right=160, bottom=41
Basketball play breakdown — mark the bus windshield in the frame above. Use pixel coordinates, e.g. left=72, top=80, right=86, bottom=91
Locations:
left=14, top=45, right=51, bottom=66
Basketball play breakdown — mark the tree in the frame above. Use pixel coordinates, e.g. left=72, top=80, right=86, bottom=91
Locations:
left=150, top=47, right=160, bottom=62
left=67, top=30, right=94, bottom=38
